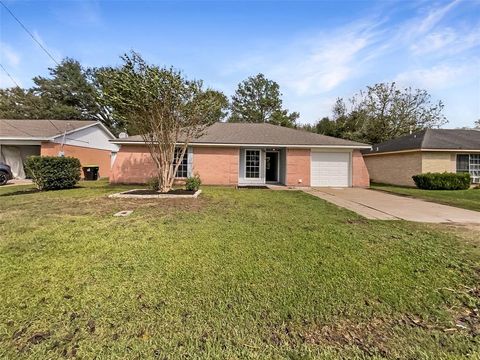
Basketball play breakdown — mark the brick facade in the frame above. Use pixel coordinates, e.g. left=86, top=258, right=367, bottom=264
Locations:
left=422, top=152, right=455, bottom=173
left=41, top=142, right=113, bottom=179
left=192, top=147, right=239, bottom=185
left=364, top=151, right=459, bottom=186
left=110, top=145, right=370, bottom=187
left=286, top=148, right=311, bottom=186
left=109, top=145, right=156, bottom=184
left=352, top=149, right=370, bottom=187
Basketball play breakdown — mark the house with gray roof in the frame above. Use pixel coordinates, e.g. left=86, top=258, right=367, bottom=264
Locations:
left=110, top=122, right=372, bottom=187
left=0, top=119, right=118, bottom=179
left=362, top=129, right=480, bottom=186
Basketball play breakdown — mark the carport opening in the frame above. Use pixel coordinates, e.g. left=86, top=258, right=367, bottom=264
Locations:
left=0, top=145, right=41, bottom=179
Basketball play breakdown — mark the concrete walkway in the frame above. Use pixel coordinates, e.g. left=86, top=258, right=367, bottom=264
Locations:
left=3, top=179, right=33, bottom=187
left=305, top=187, right=480, bottom=224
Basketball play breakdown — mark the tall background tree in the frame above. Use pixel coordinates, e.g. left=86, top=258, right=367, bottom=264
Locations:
left=0, top=58, right=115, bottom=129
left=229, top=73, right=299, bottom=127
left=99, top=52, right=228, bottom=192
left=306, top=82, right=447, bottom=144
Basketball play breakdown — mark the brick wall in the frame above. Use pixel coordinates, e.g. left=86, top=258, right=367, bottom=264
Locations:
left=286, top=148, right=310, bottom=186
left=192, top=147, right=239, bottom=185
left=110, top=145, right=156, bottom=184
left=41, top=142, right=112, bottom=179
left=352, top=150, right=370, bottom=187
left=364, top=151, right=422, bottom=186
left=422, top=152, right=455, bottom=173
left=110, top=145, right=240, bottom=185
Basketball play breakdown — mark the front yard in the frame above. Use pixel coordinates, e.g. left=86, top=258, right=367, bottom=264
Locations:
left=371, top=183, right=480, bottom=212
left=0, top=181, right=479, bottom=359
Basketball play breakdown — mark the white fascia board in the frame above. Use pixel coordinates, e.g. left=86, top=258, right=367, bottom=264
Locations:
left=50, top=122, right=116, bottom=141
left=111, top=140, right=371, bottom=149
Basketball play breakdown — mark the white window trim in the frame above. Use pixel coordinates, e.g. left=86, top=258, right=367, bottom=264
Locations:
left=174, top=147, right=192, bottom=179
left=245, top=149, right=261, bottom=179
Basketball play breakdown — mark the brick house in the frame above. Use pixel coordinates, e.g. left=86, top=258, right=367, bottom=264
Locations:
left=362, top=129, right=480, bottom=186
left=0, top=119, right=118, bottom=179
left=110, top=122, right=371, bottom=187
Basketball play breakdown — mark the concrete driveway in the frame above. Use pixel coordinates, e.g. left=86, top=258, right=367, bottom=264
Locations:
left=305, top=187, right=480, bottom=224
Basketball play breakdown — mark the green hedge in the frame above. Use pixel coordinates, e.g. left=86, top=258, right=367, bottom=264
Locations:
left=25, top=156, right=81, bottom=191
left=412, top=172, right=471, bottom=190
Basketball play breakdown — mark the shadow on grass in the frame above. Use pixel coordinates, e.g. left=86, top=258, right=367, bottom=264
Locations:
left=0, top=189, right=41, bottom=197
left=0, top=185, right=87, bottom=197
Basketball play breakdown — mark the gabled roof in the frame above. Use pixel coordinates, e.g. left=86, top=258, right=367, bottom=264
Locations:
left=363, top=129, right=480, bottom=155
left=0, top=119, right=114, bottom=140
left=113, top=122, right=370, bottom=148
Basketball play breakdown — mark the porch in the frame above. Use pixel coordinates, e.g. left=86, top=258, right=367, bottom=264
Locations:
left=238, top=148, right=286, bottom=186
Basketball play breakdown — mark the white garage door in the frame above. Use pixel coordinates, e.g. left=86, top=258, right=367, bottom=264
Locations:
left=311, top=152, right=350, bottom=187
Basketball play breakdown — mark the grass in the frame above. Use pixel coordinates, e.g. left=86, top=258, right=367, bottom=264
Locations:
left=0, top=180, right=479, bottom=359
left=371, top=183, right=480, bottom=212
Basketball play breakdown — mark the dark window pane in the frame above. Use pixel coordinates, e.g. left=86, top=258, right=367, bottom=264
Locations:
left=174, top=148, right=188, bottom=178
left=456, top=154, right=469, bottom=173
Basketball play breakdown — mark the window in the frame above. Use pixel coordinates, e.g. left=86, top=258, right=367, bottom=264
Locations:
left=470, top=154, right=480, bottom=183
left=456, top=154, right=469, bottom=173
left=456, top=154, right=480, bottom=183
left=245, top=150, right=260, bottom=178
left=173, top=148, right=188, bottom=178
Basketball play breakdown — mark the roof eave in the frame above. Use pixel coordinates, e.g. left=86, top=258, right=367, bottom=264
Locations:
left=110, top=140, right=371, bottom=149
left=0, top=137, right=50, bottom=141
left=364, top=148, right=480, bottom=156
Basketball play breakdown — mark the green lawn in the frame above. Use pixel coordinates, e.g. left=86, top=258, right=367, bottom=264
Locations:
left=0, top=181, right=479, bottom=359
left=371, top=183, right=480, bottom=212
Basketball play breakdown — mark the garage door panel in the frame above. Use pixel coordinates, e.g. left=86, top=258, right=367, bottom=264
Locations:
left=311, top=152, right=350, bottom=187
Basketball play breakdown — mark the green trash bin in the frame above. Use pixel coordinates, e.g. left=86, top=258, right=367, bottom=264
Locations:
left=82, top=165, right=99, bottom=180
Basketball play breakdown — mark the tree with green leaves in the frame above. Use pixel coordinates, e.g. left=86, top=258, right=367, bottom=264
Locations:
left=98, top=52, right=228, bottom=192
left=475, top=119, right=480, bottom=129
left=0, top=58, right=115, bottom=128
left=307, top=82, right=446, bottom=144
left=229, top=73, right=299, bottom=127
left=0, top=87, right=46, bottom=119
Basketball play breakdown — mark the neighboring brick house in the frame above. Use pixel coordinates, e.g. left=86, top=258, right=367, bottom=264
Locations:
left=0, top=119, right=118, bottom=179
left=362, top=129, right=480, bottom=186
left=110, top=122, right=371, bottom=187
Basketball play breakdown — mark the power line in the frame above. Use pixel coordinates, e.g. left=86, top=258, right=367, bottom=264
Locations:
left=0, top=63, right=21, bottom=87
left=0, top=0, right=59, bottom=66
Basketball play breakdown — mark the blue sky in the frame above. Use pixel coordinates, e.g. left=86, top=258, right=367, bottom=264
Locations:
left=1, top=0, right=479, bottom=127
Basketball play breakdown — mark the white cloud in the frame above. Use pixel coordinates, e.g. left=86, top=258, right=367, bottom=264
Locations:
left=410, top=26, right=480, bottom=56
left=0, top=42, right=21, bottom=67
left=395, top=63, right=475, bottom=90
left=241, top=20, right=388, bottom=96
left=414, top=0, right=460, bottom=35
left=275, top=32, right=370, bottom=95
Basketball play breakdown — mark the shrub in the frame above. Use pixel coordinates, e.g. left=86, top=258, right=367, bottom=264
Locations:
left=147, top=177, right=160, bottom=191
left=25, top=156, right=81, bottom=191
left=185, top=175, right=201, bottom=191
left=412, top=172, right=471, bottom=190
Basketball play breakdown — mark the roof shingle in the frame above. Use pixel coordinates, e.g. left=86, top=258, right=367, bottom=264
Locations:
left=363, top=129, right=480, bottom=154
left=0, top=119, right=97, bottom=139
left=116, top=122, right=369, bottom=147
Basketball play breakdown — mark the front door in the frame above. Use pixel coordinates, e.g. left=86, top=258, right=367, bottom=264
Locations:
left=265, top=151, right=278, bottom=182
